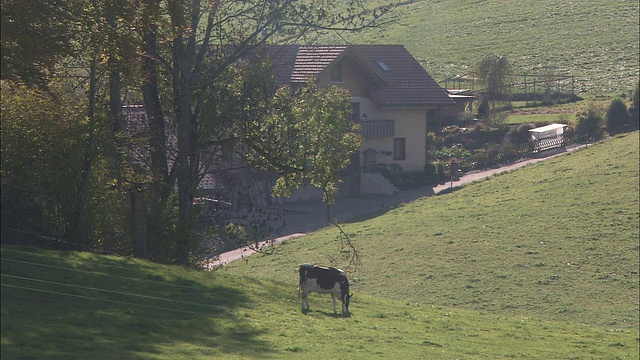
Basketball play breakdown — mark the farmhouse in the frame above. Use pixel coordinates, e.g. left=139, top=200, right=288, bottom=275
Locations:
left=265, top=44, right=455, bottom=172
left=263, top=44, right=456, bottom=196
left=123, top=45, right=456, bottom=204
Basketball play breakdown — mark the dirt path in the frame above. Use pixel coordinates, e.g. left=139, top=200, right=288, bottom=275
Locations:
left=209, top=144, right=586, bottom=269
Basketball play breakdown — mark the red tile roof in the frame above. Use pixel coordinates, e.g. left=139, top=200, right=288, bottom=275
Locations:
left=290, top=45, right=348, bottom=83
left=264, top=44, right=454, bottom=107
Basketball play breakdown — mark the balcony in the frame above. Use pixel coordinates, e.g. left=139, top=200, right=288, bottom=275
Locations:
left=361, top=119, right=394, bottom=139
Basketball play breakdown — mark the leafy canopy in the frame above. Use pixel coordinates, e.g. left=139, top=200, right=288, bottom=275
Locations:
left=244, top=81, right=362, bottom=204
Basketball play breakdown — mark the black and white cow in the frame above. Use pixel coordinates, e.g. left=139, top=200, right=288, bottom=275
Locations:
left=299, top=264, right=352, bottom=315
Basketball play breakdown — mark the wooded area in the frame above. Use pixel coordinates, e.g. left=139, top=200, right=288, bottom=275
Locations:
left=1, top=0, right=397, bottom=265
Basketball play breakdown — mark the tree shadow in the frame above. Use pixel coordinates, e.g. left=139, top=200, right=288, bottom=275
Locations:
left=342, top=187, right=436, bottom=225
left=0, top=245, right=278, bottom=359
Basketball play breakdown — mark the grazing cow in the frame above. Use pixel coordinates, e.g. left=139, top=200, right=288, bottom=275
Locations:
left=299, top=264, right=352, bottom=315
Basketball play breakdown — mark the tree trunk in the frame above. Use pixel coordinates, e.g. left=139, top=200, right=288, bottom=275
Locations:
left=173, top=32, right=197, bottom=266
left=67, top=55, right=98, bottom=249
left=110, top=53, right=149, bottom=258
left=140, top=0, right=172, bottom=259
left=141, top=1, right=169, bottom=191
left=129, top=185, right=148, bottom=257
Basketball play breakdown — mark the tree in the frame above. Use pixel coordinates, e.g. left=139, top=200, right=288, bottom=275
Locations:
left=139, top=0, right=397, bottom=265
left=1, top=83, right=93, bottom=245
left=474, top=54, right=514, bottom=126
left=630, top=80, right=639, bottom=126
left=575, top=104, right=605, bottom=140
left=1, top=0, right=146, bottom=254
left=244, top=81, right=363, bottom=204
left=1, top=0, right=397, bottom=264
left=605, top=98, right=629, bottom=131
left=0, top=0, right=78, bottom=87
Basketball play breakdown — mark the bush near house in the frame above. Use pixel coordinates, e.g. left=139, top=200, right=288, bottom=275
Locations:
left=605, top=98, right=630, bottom=131
left=386, top=95, right=637, bottom=191
left=575, top=105, right=605, bottom=140
left=435, top=124, right=537, bottom=171
left=385, top=171, right=433, bottom=190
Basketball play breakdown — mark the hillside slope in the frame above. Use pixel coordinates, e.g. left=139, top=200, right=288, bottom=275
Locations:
left=2, top=134, right=638, bottom=358
left=2, top=241, right=638, bottom=359
left=225, top=132, right=639, bottom=331
left=320, top=0, right=639, bottom=94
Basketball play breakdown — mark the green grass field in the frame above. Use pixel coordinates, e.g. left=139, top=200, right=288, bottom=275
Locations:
left=3, top=132, right=638, bottom=359
left=504, top=113, right=576, bottom=125
left=320, top=0, right=639, bottom=95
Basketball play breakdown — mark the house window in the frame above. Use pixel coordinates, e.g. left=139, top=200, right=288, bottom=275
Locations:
left=332, top=63, right=342, bottom=82
left=393, top=138, right=406, bottom=160
left=376, top=60, right=390, bottom=72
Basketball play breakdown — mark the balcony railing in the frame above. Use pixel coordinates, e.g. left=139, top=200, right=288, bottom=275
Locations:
left=361, top=120, right=394, bottom=139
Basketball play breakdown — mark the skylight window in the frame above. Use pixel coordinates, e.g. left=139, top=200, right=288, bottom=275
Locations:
left=376, top=60, right=390, bottom=72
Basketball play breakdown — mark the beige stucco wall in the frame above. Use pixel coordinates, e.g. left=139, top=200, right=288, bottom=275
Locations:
left=317, top=58, right=371, bottom=97
left=318, top=57, right=433, bottom=172
left=351, top=96, right=428, bottom=171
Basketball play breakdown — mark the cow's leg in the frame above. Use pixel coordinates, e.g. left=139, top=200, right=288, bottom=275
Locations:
left=301, top=290, right=309, bottom=312
left=331, top=294, right=337, bottom=314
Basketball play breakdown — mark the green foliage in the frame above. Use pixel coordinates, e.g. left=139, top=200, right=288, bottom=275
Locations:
left=508, top=123, right=536, bottom=144
left=245, top=81, right=362, bottom=204
left=575, top=104, right=605, bottom=140
left=433, top=144, right=472, bottom=163
left=1, top=82, right=133, bottom=253
left=631, top=80, right=640, bottom=120
left=442, top=126, right=507, bottom=151
left=384, top=171, right=432, bottom=190
left=0, top=0, right=77, bottom=86
left=471, top=143, right=532, bottom=168
left=1, top=84, right=85, bottom=241
left=605, top=98, right=630, bottom=130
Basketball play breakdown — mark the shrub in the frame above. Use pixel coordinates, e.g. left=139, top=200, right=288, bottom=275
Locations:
left=575, top=105, right=605, bottom=140
left=424, top=163, right=436, bottom=175
left=385, top=171, right=433, bottom=190
left=434, top=145, right=472, bottom=162
left=605, top=98, right=629, bottom=131
left=629, top=80, right=639, bottom=126
left=471, top=143, right=533, bottom=169
left=508, top=123, right=536, bottom=144
left=473, top=121, right=489, bottom=132
left=457, top=111, right=476, bottom=126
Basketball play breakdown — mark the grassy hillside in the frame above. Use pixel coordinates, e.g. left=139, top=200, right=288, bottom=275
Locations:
left=2, top=133, right=638, bottom=358
left=320, top=0, right=639, bottom=95
left=2, top=244, right=637, bottom=359
left=224, top=133, right=639, bottom=328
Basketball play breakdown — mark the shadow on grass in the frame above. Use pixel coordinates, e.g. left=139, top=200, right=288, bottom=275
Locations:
left=342, top=187, right=437, bottom=225
left=301, top=308, right=351, bottom=318
left=0, top=245, right=277, bottom=359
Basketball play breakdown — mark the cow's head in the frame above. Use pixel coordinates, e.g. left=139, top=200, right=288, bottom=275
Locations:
left=343, top=293, right=352, bottom=315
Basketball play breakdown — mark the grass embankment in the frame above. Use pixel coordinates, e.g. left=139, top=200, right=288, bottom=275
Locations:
left=224, top=132, right=640, bottom=356
left=2, top=133, right=638, bottom=359
left=326, top=0, right=639, bottom=95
